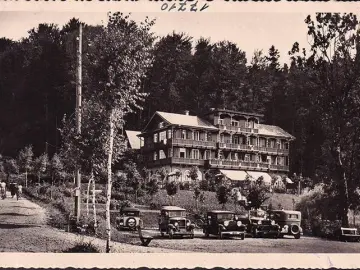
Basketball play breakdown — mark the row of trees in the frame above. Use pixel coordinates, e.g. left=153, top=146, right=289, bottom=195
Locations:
left=0, top=145, right=66, bottom=187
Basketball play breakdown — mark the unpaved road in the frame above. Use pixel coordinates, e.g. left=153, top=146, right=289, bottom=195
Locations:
left=0, top=192, right=180, bottom=253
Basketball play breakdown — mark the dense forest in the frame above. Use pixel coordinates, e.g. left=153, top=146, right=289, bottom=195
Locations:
left=1, top=13, right=360, bottom=225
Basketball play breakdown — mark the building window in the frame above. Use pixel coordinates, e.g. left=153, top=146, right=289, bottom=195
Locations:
left=191, top=149, right=199, bottom=159
left=244, top=154, right=250, bottom=162
left=159, top=150, right=166, bottom=159
left=159, top=121, right=164, bottom=128
left=168, top=149, right=173, bottom=158
left=153, top=133, right=158, bottom=143
left=194, top=131, right=200, bottom=141
left=153, top=152, right=158, bottom=160
left=159, top=131, right=166, bottom=141
left=220, top=134, right=224, bottom=143
left=167, top=130, right=172, bottom=139
left=180, top=148, right=186, bottom=158
left=231, top=121, right=238, bottom=127
left=218, top=119, right=223, bottom=125
left=204, top=150, right=210, bottom=160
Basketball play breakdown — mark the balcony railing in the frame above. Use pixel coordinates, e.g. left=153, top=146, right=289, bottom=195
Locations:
left=258, top=147, right=289, bottom=154
left=218, top=124, right=259, bottom=134
left=219, top=143, right=258, bottom=151
left=206, top=159, right=289, bottom=171
left=147, top=157, right=205, bottom=167
left=171, top=138, right=217, bottom=148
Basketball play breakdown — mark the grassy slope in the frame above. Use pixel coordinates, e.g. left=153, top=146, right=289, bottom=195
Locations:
left=151, top=189, right=299, bottom=212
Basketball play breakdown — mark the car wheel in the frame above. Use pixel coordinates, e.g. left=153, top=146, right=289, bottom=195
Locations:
left=168, top=229, right=174, bottom=239
left=294, top=233, right=301, bottom=239
left=253, top=229, right=259, bottom=238
left=240, top=234, right=245, bottom=240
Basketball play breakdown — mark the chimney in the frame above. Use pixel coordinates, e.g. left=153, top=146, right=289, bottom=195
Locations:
left=184, top=110, right=189, bottom=115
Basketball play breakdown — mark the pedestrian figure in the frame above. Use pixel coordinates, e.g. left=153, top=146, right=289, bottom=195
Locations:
left=0, top=181, right=6, bottom=199
left=16, top=184, right=22, bottom=200
left=9, top=182, right=16, bottom=198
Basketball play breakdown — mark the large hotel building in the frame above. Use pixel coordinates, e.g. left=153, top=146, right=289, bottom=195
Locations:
left=128, top=108, right=295, bottom=184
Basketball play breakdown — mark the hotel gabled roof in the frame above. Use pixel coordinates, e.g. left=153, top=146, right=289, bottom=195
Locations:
left=257, top=124, right=295, bottom=140
left=141, top=111, right=218, bottom=133
left=125, top=130, right=142, bottom=149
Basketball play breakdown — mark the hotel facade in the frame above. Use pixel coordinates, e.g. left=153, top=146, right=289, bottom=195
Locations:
left=137, top=108, right=295, bottom=184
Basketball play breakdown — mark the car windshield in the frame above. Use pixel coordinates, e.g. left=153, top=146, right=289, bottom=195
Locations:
left=342, top=229, right=357, bottom=235
left=216, top=213, right=234, bottom=220
left=121, top=211, right=139, bottom=217
left=269, top=212, right=281, bottom=220
left=167, top=211, right=186, bottom=218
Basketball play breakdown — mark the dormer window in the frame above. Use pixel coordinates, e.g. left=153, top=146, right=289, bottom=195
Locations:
left=181, top=130, right=186, bottom=139
left=159, top=122, right=164, bottom=128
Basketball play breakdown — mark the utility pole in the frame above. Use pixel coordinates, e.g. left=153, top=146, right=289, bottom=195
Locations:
left=75, top=23, right=82, bottom=222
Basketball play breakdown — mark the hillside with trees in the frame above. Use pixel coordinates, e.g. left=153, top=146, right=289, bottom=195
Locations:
left=1, top=12, right=360, bottom=231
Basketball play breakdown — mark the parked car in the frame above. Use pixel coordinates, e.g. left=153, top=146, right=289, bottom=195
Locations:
left=251, top=218, right=281, bottom=238
left=116, top=207, right=142, bottom=231
left=238, top=215, right=280, bottom=238
left=203, top=210, right=246, bottom=239
left=269, top=210, right=303, bottom=239
left=158, top=206, right=195, bottom=238
left=337, top=227, right=360, bottom=242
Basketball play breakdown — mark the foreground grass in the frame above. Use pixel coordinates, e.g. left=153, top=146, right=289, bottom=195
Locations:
left=151, top=189, right=299, bottom=213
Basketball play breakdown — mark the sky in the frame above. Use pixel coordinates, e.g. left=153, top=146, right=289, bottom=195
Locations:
left=0, top=11, right=313, bottom=64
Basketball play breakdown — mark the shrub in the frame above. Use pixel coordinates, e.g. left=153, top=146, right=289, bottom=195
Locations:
left=149, top=202, right=161, bottom=210
left=39, top=185, right=50, bottom=195
left=110, top=200, right=119, bottom=210
left=119, top=200, right=132, bottom=210
left=273, top=186, right=286, bottom=194
left=179, top=182, right=190, bottom=190
left=311, top=219, right=342, bottom=239
left=62, top=242, right=101, bottom=253
left=111, top=192, right=124, bottom=201
left=96, top=194, right=106, bottom=204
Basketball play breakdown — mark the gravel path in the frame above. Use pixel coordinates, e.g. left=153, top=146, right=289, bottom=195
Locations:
left=0, top=192, right=181, bottom=253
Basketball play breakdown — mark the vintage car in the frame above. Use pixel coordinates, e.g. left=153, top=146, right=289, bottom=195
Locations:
left=338, top=227, right=360, bottom=242
left=251, top=218, right=281, bottom=238
left=116, top=207, right=142, bottom=231
left=158, top=206, right=195, bottom=238
left=203, top=210, right=246, bottom=239
left=238, top=215, right=280, bottom=238
left=269, top=210, right=303, bottom=239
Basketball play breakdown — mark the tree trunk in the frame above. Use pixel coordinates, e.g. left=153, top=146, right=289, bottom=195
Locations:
left=86, top=176, right=92, bottom=219
left=92, top=171, right=97, bottom=234
left=333, top=145, right=349, bottom=227
left=50, top=175, right=53, bottom=199
left=105, top=111, right=115, bottom=253
left=25, top=169, right=28, bottom=187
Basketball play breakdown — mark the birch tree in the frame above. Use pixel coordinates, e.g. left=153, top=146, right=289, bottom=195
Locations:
left=86, top=12, right=154, bottom=252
